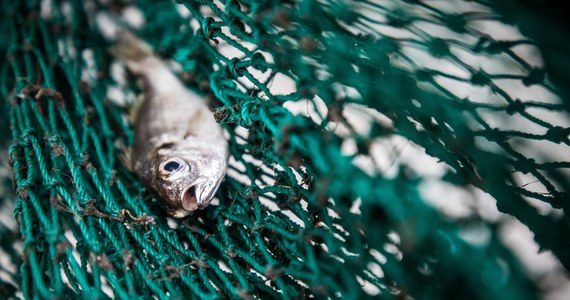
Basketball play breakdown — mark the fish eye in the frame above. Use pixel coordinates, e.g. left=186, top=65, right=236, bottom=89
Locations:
left=162, top=159, right=185, bottom=173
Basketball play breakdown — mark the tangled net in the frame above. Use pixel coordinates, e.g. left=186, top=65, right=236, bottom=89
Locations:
left=1, top=0, right=569, bottom=299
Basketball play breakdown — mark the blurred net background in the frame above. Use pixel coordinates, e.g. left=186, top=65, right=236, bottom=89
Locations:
left=1, top=0, right=570, bottom=299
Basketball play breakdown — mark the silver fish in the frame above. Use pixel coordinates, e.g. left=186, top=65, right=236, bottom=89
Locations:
left=112, top=33, right=228, bottom=218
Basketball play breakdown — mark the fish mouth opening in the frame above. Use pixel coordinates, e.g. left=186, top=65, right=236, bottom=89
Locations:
left=180, top=186, right=199, bottom=211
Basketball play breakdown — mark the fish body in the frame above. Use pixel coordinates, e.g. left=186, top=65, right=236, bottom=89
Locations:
left=112, top=33, right=228, bottom=218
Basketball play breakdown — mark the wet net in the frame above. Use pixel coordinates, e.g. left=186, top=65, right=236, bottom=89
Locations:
left=1, top=0, right=569, bottom=299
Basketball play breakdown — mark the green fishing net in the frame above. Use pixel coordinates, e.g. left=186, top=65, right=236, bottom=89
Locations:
left=1, top=0, right=569, bottom=299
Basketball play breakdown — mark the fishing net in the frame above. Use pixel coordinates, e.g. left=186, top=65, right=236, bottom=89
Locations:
left=1, top=0, right=569, bottom=299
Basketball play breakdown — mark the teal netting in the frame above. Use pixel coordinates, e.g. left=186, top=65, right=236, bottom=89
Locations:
left=1, top=0, right=569, bottom=299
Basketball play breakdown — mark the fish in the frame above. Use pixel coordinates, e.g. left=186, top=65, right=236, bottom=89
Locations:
left=111, top=32, right=229, bottom=218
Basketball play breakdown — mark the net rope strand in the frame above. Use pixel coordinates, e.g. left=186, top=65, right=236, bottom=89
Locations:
left=1, top=0, right=569, bottom=299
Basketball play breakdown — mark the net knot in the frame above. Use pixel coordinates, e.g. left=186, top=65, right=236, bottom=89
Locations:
left=506, top=100, right=525, bottom=115
left=387, top=9, right=412, bottom=28
left=228, top=58, right=245, bottom=78
left=250, top=52, right=268, bottom=73
left=517, top=158, right=536, bottom=174
left=9, top=140, right=30, bottom=152
left=240, top=99, right=260, bottom=125
left=470, top=70, right=491, bottom=86
left=45, top=176, right=64, bottom=189
left=523, top=68, right=546, bottom=86
left=545, top=126, right=570, bottom=144
left=20, top=129, right=36, bottom=142
left=201, top=17, right=221, bottom=42
left=428, top=39, right=450, bottom=58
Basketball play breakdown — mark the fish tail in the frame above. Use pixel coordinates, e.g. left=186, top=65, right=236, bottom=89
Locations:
left=110, top=30, right=152, bottom=62
left=96, top=13, right=159, bottom=74
left=110, top=31, right=157, bottom=74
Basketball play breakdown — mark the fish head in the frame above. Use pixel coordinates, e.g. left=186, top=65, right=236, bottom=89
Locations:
left=146, top=139, right=228, bottom=218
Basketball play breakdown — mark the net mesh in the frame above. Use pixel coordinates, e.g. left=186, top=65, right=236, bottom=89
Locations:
left=1, top=0, right=569, bottom=299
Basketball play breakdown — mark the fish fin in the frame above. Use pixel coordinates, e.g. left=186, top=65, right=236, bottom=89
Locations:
left=184, top=109, right=204, bottom=138
left=115, top=139, right=134, bottom=171
left=120, top=148, right=134, bottom=172
left=127, top=93, right=145, bottom=124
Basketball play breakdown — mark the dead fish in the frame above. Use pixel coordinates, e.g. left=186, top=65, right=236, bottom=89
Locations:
left=111, top=32, right=228, bottom=218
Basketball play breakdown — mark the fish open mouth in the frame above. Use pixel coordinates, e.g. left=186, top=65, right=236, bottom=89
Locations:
left=180, top=185, right=199, bottom=211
